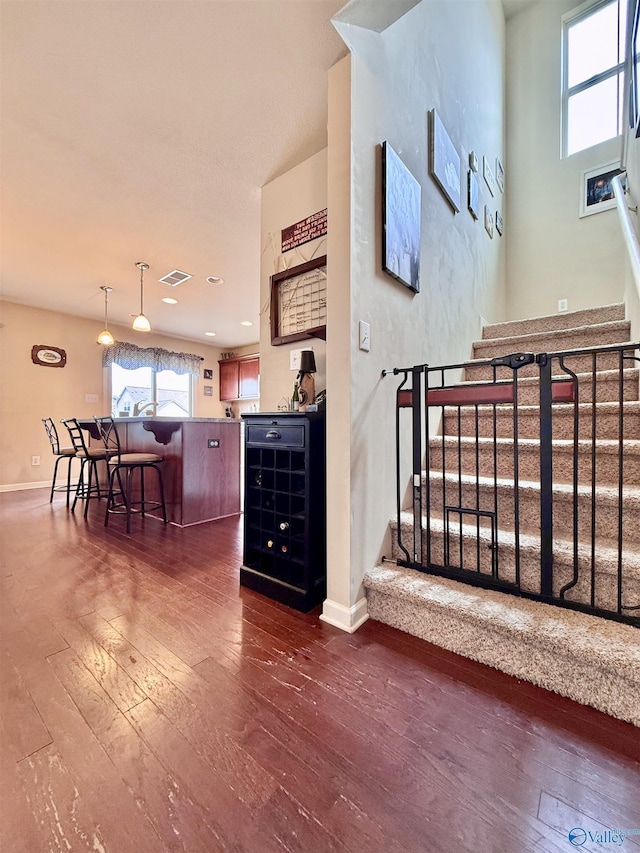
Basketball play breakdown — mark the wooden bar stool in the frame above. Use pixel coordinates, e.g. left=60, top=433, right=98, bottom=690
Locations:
left=94, top=416, right=168, bottom=533
left=61, top=418, right=111, bottom=518
left=41, top=418, right=78, bottom=507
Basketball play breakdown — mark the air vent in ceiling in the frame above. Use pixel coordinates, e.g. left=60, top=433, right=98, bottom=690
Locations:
left=158, top=269, right=192, bottom=287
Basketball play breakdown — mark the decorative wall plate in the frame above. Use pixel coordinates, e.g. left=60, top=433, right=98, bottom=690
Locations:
left=31, top=345, right=67, bottom=367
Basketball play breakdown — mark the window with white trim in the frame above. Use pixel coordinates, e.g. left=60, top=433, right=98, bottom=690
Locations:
left=562, top=0, right=629, bottom=156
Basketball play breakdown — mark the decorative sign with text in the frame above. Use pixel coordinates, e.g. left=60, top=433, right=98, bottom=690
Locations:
left=281, top=209, right=327, bottom=253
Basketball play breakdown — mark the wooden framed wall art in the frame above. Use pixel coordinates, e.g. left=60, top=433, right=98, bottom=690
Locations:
left=382, top=141, right=421, bottom=293
left=270, top=256, right=327, bottom=345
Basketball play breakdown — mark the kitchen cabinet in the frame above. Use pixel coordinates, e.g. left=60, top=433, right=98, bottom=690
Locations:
left=240, top=412, right=325, bottom=612
left=219, top=355, right=260, bottom=401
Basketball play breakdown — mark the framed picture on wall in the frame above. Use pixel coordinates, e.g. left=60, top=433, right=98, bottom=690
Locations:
left=467, top=170, right=480, bottom=220
left=382, top=141, right=421, bottom=293
left=579, top=161, right=625, bottom=217
left=428, top=109, right=461, bottom=213
left=484, top=205, right=494, bottom=238
left=270, top=256, right=327, bottom=345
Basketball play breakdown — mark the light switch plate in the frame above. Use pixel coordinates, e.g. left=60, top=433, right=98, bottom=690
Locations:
left=359, top=320, right=371, bottom=352
left=85, top=393, right=99, bottom=403
left=290, top=349, right=302, bottom=371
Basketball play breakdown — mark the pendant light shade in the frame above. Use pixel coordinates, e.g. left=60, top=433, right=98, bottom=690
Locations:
left=97, top=286, right=114, bottom=345
left=132, top=262, right=151, bottom=332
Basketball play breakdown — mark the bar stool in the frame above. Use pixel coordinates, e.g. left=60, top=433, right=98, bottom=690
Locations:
left=61, top=418, right=111, bottom=519
left=94, top=416, right=168, bottom=533
left=42, top=418, right=78, bottom=507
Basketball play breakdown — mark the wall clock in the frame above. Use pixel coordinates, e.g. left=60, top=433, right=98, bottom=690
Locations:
left=270, top=256, right=327, bottom=346
left=31, top=345, right=67, bottom=367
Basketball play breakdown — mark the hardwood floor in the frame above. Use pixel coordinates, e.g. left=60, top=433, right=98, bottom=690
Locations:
left=1, top=489, right=639, bottom=853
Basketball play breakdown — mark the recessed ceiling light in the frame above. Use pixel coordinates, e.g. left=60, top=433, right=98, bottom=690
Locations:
left=162, top=297, right=178, bottom=304
left=206, top=276, right=224, bottom=285
left=240, top=320, right=253, bottom=327
left=205, top=331, right=216, bottom=337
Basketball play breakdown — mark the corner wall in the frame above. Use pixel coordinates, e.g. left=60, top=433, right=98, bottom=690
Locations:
left=506, top=0, right=626, bottom=320
left=0, top=300, right=224, bottom=488
left=324, top=0, right=507, bottom=629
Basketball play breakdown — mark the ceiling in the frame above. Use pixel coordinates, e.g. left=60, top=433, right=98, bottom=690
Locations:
left=1, top=0, right=527, bottom=349
left=0, top=0, right=348, bottom=348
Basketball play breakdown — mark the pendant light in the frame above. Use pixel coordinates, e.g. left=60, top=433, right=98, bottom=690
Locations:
left=132, top=262, right=151, bottom=332
left=97, top=286, right=115, bottom=345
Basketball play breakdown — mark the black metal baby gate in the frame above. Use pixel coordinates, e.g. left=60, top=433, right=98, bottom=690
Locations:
left=385, top=342, right=640, bottom=627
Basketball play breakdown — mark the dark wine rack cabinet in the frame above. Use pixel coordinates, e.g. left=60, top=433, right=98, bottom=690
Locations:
left=240, top=412, right=326, bottom=612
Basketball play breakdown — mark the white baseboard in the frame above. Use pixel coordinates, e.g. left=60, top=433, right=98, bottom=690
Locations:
left=320, top=596, right=369, bottom=633
left=0, top=481, right=49, bottom=493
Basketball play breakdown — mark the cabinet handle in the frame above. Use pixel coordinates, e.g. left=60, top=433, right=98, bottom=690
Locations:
left=265, top=430, right=281, bottom=440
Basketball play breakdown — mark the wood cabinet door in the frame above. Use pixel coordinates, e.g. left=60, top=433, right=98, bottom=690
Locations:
left=219, top=360, right=239, bottom=401
left=238, top=357, right=259, bottom=399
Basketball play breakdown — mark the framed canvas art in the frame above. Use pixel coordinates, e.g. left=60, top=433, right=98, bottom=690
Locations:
left=428, top=109, right=461, bottom=213
left=382, top=141, right=421, bottom=292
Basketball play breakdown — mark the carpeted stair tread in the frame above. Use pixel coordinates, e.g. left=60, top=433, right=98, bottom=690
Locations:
left=423, top=469, right=640, bottom=502
left=364, top=565, right=640, bottom=725
left=481, top=304, right=626, bottom=340
left=394, top=511, right=640, bottom=579
left=472, top=320, right=631, bottom=359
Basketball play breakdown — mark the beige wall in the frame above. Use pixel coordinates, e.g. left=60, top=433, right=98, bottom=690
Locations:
left=506, top=0, right=626, bottom=320
left=260, top=149, right=327, bottom=412
left=0, top=300, right=225, bottom=488
left=323, top=0, right=507, bottom=629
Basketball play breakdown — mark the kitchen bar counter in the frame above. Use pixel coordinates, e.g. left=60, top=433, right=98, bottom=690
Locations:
left=81, top=417, right=241, bottom=527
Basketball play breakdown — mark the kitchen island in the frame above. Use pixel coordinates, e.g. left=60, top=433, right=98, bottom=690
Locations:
left=81, top=417, right=241, bottom=527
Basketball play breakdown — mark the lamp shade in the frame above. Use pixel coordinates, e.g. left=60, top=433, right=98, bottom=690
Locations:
left=299, top=350, right=316, bottom=374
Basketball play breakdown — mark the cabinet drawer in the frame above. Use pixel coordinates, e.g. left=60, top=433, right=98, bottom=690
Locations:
left=246, top=424, right=305, bottom=447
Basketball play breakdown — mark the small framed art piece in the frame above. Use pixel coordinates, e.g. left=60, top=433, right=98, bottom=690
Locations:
left=579, top=161, right=625, bottom=218
left=203, top=385, right=213, bottom=396
left=382, top=141, right=421, bottom=293
left=203, top=368, right=213, bottom=380
left=469, top=151, right=478, bottom=173
left=484, top=205, right=494, bottom=238
left=429, top=109, right=461, bottom=213
left=467, top=170, right=479, bottom=220
left=31, top=345, right=66, bottom=367
left=496, top=210, right=503, bottom=236
left=496, top=158, right=504, bottom=193
left=483, top=156, right=496, bottom=197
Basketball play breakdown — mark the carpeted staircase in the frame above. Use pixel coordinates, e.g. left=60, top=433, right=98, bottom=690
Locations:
left=365, top=303, right=640, bottom=725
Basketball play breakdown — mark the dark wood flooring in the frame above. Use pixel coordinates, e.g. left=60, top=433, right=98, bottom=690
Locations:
left=1, top=489, right=639, bottom=852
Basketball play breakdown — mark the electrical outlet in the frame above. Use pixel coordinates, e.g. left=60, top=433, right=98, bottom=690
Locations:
left=85, top=393, right=99, bottom=403
left=31, top=455, right=40, bottom=466
left=207, top=439, right=220, bottom=448
left=359, top=320, right=371, bottom=352
left=558, top=299, right=568, bottom=312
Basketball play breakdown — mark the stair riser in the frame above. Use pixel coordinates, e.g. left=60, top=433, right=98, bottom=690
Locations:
left=473, top=322, right=630, bottom=361
left=505, top=372, right=639, bottom=406
left=444, top=408, right=640, bottom=440
left=428, top=442, right=638, bottom=487
left=466, top=351, right=631, bottom=382
left=424, top=478, right=640, bottom=545
left=390, top=522, right=640, bottom=614
left=482, top=304, right=626, bottom=339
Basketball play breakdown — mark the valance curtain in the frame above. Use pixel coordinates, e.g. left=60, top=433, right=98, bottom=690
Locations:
left=102, top=341, right=202, bottom=376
